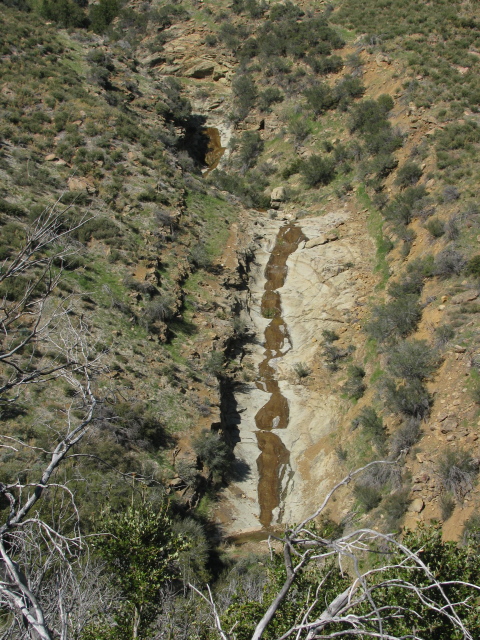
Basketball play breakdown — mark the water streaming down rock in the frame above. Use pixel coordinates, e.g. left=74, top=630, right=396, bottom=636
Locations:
left=254, top=223, right=305, bottom=528
left=204, top=127, right=225, bottom=174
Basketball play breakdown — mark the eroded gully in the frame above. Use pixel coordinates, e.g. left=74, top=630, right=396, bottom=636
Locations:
left=254, top=224, right=306, bottom=528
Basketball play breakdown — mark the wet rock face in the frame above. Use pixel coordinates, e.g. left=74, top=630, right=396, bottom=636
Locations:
left=218, top=209, right=372, bottom=535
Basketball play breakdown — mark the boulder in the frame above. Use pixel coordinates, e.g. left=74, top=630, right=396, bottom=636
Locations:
left=271, top=186, right=286, bottom=202
left=452, top=291, right=479, bottom=305
left=67, top=176, right=96, bottom=194
left=305, top=235, right=328, bottom=249
left=185, top=61, right=215, bottom=78
left=408, top=498, right=424, bottom=513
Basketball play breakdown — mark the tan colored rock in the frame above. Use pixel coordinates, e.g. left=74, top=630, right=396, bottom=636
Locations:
left=185, top=61, right=215, bottom=78
left=45, top=153, right=57, bottom=161
left=408, top=498, right=424, bottom=513
left=305, top=235, right=328, bottom=249
left=271, top=186, right=286, bottom=203
left=454, top=345, right=467, bottom=353
left=452, top=291, right=479, bottom=305
left=67, top=176, right=96, bottom=194
left=440, top=418, right=458, bottom=433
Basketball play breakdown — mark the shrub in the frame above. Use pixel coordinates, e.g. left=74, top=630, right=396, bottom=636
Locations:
left=40, top=0, right=88, bottom=28
left=395, top=162, right=423, bottom=188
left=345, top=364, right=366, bottom=400
left=443, top=185, right=460, bottom=202
left=258, top=87, right=284, bottom=112
left=89, top=0, right=120, bottom=33
left=365, top=295, right=422, bottom=343
left=434, top=247, right=466, bottom=278
left=383, top=186, right=427, bottom=227
left=382, top=488, right=410, bottom=524
left=192, top=430, right=232, bottom=481
left=232, top=74, right=257, bottom=121
left=387, top=340, right=438, bottom=381
left=382, top=378, right=431, bottom=419
left=322, top=344, right=347, bottom=371
left=143, top=295, right=175, bottom=327
left=300, top=154, right=336, bottom=187
left=439, top=493, right=456, bottom=521
left=189, top=244, right=212, bottom=270
left=293, top=362, right=312, bottom=379
left=204, top=351, right=224, bottom=377
left=322, top=329, right=339, bottom=343
left=425, top=217, right=445, bottom=238
left=354, top=483, right=382, bottom=512
left=465, top=255, right=480, bottom=278
left=304, top=84, right=336, bottom=115
left=462, top=512, right=480, bottom=545
left=238, top=131, right=264, bottom=172
left=437, top=448, right=478, bottom=500
left=389, top=419, right=421, bottom=457
left=435, top=324, right=455, bottom=347
left=358, top=407, right=386, bottom=448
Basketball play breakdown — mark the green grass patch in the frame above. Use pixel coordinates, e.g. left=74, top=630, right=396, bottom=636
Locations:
left=358, top=184, right=390, bottom=288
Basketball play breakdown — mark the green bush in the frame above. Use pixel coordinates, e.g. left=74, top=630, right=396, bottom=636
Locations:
left=88, top=0, right=119, bottom=33
left=466, top=255, right=480, bottom=278
left=354, top=483, right=382, bottom=512
left=365, top=295, right=422, bottom=344
left=395, top=161, right=423, bottom=188
left=357, top=406, right=386, bottom=447
left=434, top=247, right=466, bottom=278
left=192, top=429, right=232, bottom=481
left=437, top=448, right=478, bottom=500
left=258, top=87, right=284, bottom=112
left=382, top=378, right=431, bottom=419
left=387, top=340, right=438, bottom=381
left=204, top=351, right=224, bottom=377
left=293, top=362, right=312, bottom=379
left=382, top=488, right=410, bottom=524
left=232, top=74, right=257, bottom=121
left=300, top=154, right=336, bottom=187
left=238, top=131, right=264, bottom=172
left=40, top=0, right=88, bottom=28
left=304, top=84, right=336, bottom=115
left=389, top=419, right=421, bottom=457
left=424, top=217, right=445, bottom=238
left=345, top=364, right=366, bottom=400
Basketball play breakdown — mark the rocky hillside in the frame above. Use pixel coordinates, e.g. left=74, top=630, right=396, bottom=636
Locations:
left=1, top=0, right=480, bottom=636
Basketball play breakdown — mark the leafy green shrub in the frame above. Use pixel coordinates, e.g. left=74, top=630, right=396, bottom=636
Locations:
left=322, top=329, right=339, bottom=343
left=354, top=483, right=382, bottom=512
left=293, top=362, right=312, bottom=379
left=300, top=154, right=335, bottom=187
left=465, top=255, right=480, bottom=278
left=389, top=419, right=421, bottom=457
left=382, top=378, right=431, bottom=419
left=192, top=429, right=232, bottom=481
left=365, top=295, right=422, bottom=344
left=40, top=0, right=88, bottom=28
left=382, top=488, right=410, bottom=524
left=437, top=448, right=478, bottom=500
left=304, top=84, right=335, bottom=115
left=345, top=364, right=366, bottom=400
left=88, top=0, right=119, bottom=33
left=357, top=407, right=386, bottom=448
left=462, top=512, right=480, bottom=545
left=387, top=340, right=438, bottom=381
left=258, top=87, right=284, bottom=112
left=439, top=493, right=456, bottom=521
left=425, top=217, right=445, bottom=238
left=383, top=186, right=427, bottom=227
left=232, top=74, right=257, bottom=121
left=434, top=247, right=466, bottom=278
left=238, top=131, right=264, bottom=172
left=143, top=295, right=175, bottom=327
left=395, top=162, right=423, bottom=188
